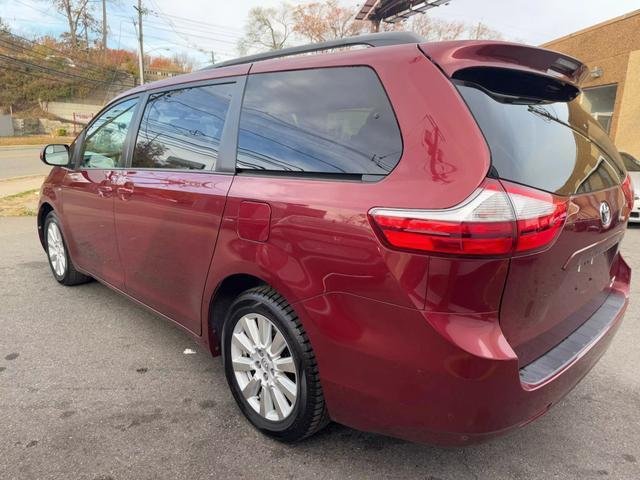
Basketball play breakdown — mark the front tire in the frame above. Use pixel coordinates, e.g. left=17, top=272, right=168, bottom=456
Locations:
left=44, top=212, right=91, bottom=286
left=222, top=286, right=329, bottom=442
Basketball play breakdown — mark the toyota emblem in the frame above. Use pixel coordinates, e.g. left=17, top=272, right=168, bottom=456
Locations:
left=599, top=201, right=612, bottom=228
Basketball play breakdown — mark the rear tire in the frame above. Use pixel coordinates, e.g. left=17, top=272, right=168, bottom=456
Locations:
left=222, top=286, right=329, bottom=442
left=44, top=212, right=92, bottom=286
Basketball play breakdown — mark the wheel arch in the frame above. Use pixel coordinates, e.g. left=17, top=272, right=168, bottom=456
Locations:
left=207, top=273, right=268, bottom=356
left=37, top=202, right=55, bottom=250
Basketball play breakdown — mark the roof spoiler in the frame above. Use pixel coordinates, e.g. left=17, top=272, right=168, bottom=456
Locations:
left=420, top=41, right=589, bottom=103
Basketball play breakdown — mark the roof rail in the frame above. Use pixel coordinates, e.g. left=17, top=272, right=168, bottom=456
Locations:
left=205, top=31, right=424, bottom=70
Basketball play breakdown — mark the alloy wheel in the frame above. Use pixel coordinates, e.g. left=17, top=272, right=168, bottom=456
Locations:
left=47, top=222, right=66, bottom=277
left=230, top=313, right=298, bottom=421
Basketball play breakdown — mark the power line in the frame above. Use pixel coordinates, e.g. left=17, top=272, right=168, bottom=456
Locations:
left=110, top=5, right=244, bottom=35
left=8, top=0, right=241, bottom=66
left=0, top=60, right=76, bottom=84
left=138, top=23, right=242, bottom=46
left=11, top=0, right=243, bottom=49
left=0, top=35, right=133, bottom=87
left=145, top=0, right=203, bottom=53
left=4, top=29, right=134, bottom=81
left=141, top=18, right=244, bottom=41
left=153, top=11, right=243, bottom=33
left=115, top=31, right=236, bottom=58
left=0, top=53, right=135, bottom=88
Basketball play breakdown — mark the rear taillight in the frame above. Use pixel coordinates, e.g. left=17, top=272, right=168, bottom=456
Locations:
left=369, top=179, right=568, bottom=257
left=504, top=181, right=568, bottom=252
left=622, top=174, right=634, bottom=212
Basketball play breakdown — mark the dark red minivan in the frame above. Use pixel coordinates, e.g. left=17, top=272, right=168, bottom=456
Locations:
left=37, top=32, right=632, bottom=445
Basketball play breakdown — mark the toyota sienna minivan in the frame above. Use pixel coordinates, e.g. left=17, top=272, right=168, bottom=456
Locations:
left=37, top=32, right=632, bottom=445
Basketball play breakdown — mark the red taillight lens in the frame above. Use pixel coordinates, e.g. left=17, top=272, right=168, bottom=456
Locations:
left=622, top=174, right=634, bottom=212
left=369, top=179, right=568, bottom=257
left=501, top=181, right=568, bottom=253
left=373, top=216, right=515, bottom=255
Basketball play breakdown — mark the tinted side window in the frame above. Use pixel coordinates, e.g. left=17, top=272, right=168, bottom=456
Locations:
left=133, top=83, right=234, bottom=170
left=81, top=98, right=138, bottom=169
left=237, top=67, right=402, bottom=176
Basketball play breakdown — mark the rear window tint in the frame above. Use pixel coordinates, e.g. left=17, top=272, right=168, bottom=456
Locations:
left=621, top=153, right=640, bottom=172
left=457, top=83, right=624, bottom=196
left=237, top=67, right=402, bottom=176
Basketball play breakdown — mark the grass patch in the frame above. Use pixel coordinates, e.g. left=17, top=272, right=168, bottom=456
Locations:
left=0, top=135, right=76, bottom=146
left=0, top=188, right=39, bottom=216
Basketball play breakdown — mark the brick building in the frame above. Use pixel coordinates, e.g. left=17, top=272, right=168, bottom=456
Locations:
left=543, top=9, right=640, bottom=159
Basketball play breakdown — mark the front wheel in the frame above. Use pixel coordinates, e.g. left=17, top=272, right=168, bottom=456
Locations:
left=222, top=286, right=329, bottom=442
left=44, top=212, right=92, bottom=286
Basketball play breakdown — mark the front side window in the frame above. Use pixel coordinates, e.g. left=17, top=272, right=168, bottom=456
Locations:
left=133, top=83, right=234, bottom=170
left=81, top=98, right=138, bottom=169
left=237, top=67, right=402, bottom=176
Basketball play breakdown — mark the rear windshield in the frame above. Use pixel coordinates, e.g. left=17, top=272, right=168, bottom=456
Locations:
left=621, top=153, right=640, bottom=172
left=457, top=83, right=625, bottom=196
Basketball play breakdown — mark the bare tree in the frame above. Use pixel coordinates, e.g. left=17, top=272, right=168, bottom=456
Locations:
left=238, top=4, right=294, bottom=54
left=47, top=0, right=93, bottom=49
left=469, top=21, right=503, bottom=40
left=407, top=15, right=466, bottom=41
left=171, top=52, right=196, bottom=73
left=292, top=0, right=367, bottom=43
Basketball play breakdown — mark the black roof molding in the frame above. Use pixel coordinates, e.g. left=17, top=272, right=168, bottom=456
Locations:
left=204, top=31, right=424, bottom=70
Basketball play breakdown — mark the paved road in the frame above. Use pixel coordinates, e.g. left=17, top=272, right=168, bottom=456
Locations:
left=1, top=216, right=639, bottom=480
left=0, top=146, right=52, bottom=180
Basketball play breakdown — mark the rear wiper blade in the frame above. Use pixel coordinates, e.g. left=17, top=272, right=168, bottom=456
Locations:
left=527, top=105, right=558, bottom=122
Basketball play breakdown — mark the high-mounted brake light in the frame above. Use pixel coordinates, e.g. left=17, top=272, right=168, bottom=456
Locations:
left=369, top=179, right=568, bottom=257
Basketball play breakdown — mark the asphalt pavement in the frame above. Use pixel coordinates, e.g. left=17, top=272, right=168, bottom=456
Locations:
left=0, top=216, right=639, bottom=480
left=0, top=146, right=52, bottom=180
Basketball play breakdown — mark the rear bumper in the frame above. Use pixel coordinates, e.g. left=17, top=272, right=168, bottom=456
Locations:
left=298, top=255, right=630, bottom=446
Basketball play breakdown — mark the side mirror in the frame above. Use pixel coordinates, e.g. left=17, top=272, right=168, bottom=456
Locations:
left=40, top=144, right=71, bottom=167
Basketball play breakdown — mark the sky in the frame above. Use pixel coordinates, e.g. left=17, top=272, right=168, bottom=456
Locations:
left=0, top=0, right=638, bottom=68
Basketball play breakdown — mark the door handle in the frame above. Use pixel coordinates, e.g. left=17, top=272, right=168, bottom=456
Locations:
left=117, top=182, right=134, bottom=200
left=97, top=184, right=113, bottom=198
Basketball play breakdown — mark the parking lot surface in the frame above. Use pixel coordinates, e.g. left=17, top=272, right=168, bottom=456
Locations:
left=1, top=216, right=639, bottom=480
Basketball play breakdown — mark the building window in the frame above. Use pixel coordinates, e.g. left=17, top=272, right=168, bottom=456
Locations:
left=581, top=84, right=617, bottom=134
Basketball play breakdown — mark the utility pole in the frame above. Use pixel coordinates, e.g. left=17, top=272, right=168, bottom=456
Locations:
left=134, top=0, right=145, bottom=85
left=210, top=51, right=215, bottom=64
left=102, top=0, right=107, bottom=50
